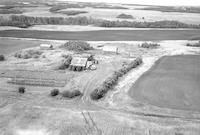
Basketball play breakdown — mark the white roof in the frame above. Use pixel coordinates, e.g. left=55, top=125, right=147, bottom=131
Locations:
left=70, top=57, right=88, bottom=67
left=103, top=46, right=118, bottom=52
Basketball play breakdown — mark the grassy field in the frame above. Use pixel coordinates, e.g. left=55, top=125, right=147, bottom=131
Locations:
left=129, top=55, right=200, bottom=112
left=0, top=38, right=49, bottom=55
left=1, top=30, right=200, bottom=41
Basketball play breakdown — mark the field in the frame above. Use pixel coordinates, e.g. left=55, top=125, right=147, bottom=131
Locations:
left=1, top=1, right=200, bottom=135
left=1, top=29, right=200, bottom=41
left=0, top=38, right=50, bottom=55
left=129, top=55, right=200, bottom=111
left=0, top=38, right=200, bottom=134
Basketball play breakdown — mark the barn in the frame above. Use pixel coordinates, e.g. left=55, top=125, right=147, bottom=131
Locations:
left=69, top=57, right=88, bottom=71
left=102, top=46, right=119, bottom=54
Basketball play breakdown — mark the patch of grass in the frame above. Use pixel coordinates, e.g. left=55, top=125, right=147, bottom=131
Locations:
left=0, top=55, right=5, bottom=61
left=116, top=13, right=134, bottom=19
left=61, top=41, right=93, bottom=51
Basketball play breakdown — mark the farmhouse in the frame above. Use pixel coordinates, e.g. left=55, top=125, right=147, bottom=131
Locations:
left=40, top=44, right=53, bottom=50
left=69, top=57, right=88, bottom=71
left=103, top=46, right=119, bottom=54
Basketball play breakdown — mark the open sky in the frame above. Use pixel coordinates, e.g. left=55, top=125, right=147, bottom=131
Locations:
left=59, top=0, right=200, bottom=6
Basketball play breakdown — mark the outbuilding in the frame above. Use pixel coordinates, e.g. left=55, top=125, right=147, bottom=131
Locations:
left=102, top=46, right=119, bottom=54
left=40, top=44, right=53, bottom=50
left=69, top=57, right=88, bottom=71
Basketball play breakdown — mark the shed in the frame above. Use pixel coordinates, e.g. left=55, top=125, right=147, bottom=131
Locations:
left=69, top=57, right=88, bottom=71
left=102, top=46, right=119, bottom=54
left=40, top=44, right=53, bottom=50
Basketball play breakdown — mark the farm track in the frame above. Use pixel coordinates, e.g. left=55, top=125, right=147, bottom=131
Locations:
left=1, top=29, right=200, bottom=41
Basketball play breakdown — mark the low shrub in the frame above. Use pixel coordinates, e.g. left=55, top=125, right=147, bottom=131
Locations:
left=14, top=49, right=43, bottom=59
left=139, top=42, right=160, bottom=48
left=58, top=55, right=72, bottom=70
left=117, top=13, right=134, bottom=19
left=186, top=41, right=200, bottom=47
left=62, top=41, right=93, bottom=51
left=0, top=55, right=5, bottom=61
left=90, top=88, right=105, bottom=100
left=18, top=87, right=25, bottom=94
left=90, top=57, right=143, bottom=100
left=50, top=89, right=59, bottom=96
left=61, top=90, right=82, bottom=98
left=58, top=10, right=88, bottom=16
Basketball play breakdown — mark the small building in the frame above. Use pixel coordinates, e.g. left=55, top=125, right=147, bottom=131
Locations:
left=40, top=44, right=53, bottom=50
left=102, top=46, right=119, bottom=54
left=69, top=57, right=88, bottom=71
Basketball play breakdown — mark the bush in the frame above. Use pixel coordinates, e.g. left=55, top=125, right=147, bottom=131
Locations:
left=0, top=55, right=5, bottom=61
left=58, top=55, right=72, bottom=70
left=14, top=49, right=43, bottom=59
left=62, top=41, right=93, bottom=51
left=139, top=42, right=160, bottom=48
left=186, top=41, right=200, bottom=47
left=117, top=13, right=134, bottom=19
left=58, top=10, right=88, bottom=16
left=50, top=89, right=59, bottom=96
left=18, top=87, right=25, bottom=94
left=61, top=90, right=82, bottom=98
left=90, top=88, right=104, bottom=100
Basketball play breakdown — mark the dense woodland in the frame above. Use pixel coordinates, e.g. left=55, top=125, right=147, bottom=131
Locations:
left=0, top=15, right=200, bottom=29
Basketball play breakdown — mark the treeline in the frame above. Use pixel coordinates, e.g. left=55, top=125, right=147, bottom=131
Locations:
left=1, top=15, right=200, bottom=29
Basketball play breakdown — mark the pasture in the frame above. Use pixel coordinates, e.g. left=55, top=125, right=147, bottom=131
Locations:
left=129, top=55, right=200, bottom=111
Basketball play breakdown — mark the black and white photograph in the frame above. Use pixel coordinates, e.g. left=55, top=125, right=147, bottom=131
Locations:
left=0, top=0, right=200, bottom=134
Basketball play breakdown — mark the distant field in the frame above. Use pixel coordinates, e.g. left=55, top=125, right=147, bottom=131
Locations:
left=129, top=55, right=200, bottom=112
left=0, top=38, right=48, bottom=55
left=1, top=30, right=200, bottom=41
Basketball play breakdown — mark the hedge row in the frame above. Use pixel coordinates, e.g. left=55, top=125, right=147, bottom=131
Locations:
left=90, top=57, right=143, bottom=100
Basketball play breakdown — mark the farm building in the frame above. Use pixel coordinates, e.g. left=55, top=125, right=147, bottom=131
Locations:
left=103, top=46, right=119, bottom=54
left=40, top=44, right=53, bottom=50
left=69, top=57, right=88, bottom=71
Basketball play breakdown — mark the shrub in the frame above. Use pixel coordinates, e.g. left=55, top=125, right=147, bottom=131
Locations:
left=14, top=49, right=43, bottom=59
left=58, top=10, right=88, bottom=16
left=139, top=42, right=160, bottom=48
left=18, top=87, right=25, bottom=94
left=117, top=13, right=134, bottom=19
left=61, top=90, right=82, bottom=98
left=0, top=55, right=5, bottom=61
left=58, top=55, right=72, bottom=70
left=61, top=41, right=93, bottom=51
left=50, top=89, right=59, bottom=96
left=90, top=88, right=105, bottom=100
left=186, top=41, right=200, bottom=47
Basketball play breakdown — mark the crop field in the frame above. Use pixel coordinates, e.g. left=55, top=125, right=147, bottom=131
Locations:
left=129, top=55, right=200, bottom=111
left=1, top=29, right=200, bottom=41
